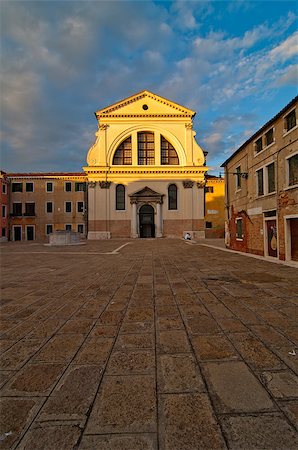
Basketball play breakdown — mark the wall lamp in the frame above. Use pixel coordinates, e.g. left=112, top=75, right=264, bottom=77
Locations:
left=231, top=172, right=249, bottom=179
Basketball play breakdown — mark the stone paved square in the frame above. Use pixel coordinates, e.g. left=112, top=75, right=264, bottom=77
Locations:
left=1, top=239, right=298, bottom=449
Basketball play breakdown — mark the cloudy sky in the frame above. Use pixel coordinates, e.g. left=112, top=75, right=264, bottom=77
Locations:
left=1, top=0, right=297, bottom=174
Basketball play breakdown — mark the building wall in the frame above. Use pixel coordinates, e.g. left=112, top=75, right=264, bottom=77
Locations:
left=223, top=97, right=298, bottom=261
left=0, top=172, right=9, bottom=242
left=204, top=176, right=225, bottom=238
left=8, top=174, right=87, bottom=242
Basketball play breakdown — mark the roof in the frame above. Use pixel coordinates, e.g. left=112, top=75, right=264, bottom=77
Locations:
left=221, top=95, right=298, bottom=167
left=6, top=172, right=86, bottom=178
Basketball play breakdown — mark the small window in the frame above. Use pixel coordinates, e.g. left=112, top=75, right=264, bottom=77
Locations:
left=288, top=154, right=298, bottom=186
left=255, top=137, right=263, bottom=153
left=46, top=202, right=53, bottom=213
left=285, top=109, right=296, bottom=132
left=2, top=228, right=6, bottom=237
left=25, top=203, right=35, bottom=216
left=265, top=128, right=274, bottom=147
left=78, top=224, right=84, bottom=233
left=46, top=182, right=53, bottom=192
left=12, top=203, right=22, bottom=216
left=65, top=224, right=72, bottom=231
left=26, top=182, right=34, bottom=192
left=77, top=201, right=84, bottom=213
left=12, top=182, right=23, bottom=192
left=257, top=168, right=264, bottom=196
left=236, top=218, right=243, bottom=239
left=235, top=166, right=241, bottom=189
left=204, top=186, right=214, bottom=193
left=138, top=132, right=155, bottom=165
left=2, top=205, right=6, bottom=218
left=168, top=184, right=177, bottom=210
left=65, top=202, right=72, bottom=213
left=2, top=184, right=7, bottom=194
left=46, top=224, right=53, bottom=235
left=206, top=221, right=212, bottom=229
left=116, top=184, right=125, bottom=210
left=267, top=162, right=275, bottom=193
left=113, top=137, right=132, bottom=165
left=65, top=182, right=72, bottom=192
left=75, top=182, right=86, bottom=192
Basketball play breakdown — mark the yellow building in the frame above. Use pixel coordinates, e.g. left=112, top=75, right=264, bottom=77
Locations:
left=204, top=175, right=225, bottom=238
left=84, top=90, right=207, bottom=239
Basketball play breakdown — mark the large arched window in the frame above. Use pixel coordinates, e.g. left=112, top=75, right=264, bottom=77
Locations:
left=168, top=184, right=177, bottom=210
left=138, top=132, right=155, bottom=165
left=161, top=136, right=179, bottom=165
left=113, top=137, right=132, bottom=165
left=116, top=184, right=125, bottom=210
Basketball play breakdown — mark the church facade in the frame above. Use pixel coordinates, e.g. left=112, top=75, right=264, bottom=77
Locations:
left=84, top=90, right=208, bottom=239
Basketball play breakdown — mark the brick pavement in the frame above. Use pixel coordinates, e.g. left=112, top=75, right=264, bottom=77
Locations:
left=0, top=239, right=297, bottom=449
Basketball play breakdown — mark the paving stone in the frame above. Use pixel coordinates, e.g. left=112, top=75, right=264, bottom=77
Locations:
left=25, top=318, right=66, bottom=339
left=158, top=330, right=191, bottom=354
left=125, top=308, right=154, bottom=322
left=192, top=334, right=238, bottom=361
left=0, top=339, right=42, bottom=370
left=79, top=434, right=157, bottom=450
left=0, top=397, right=43, bottom=449
left=185, top=314, right=221, bottom=334
left=17, top=424, right=81, bottom=450
left=74, top=336, right=114, bottom=365
left=174, top=293, right=200, bottom=305
left=250, top=324, right=294, bottom=347
left=159, top=393, right=226, bottom=450
left=216, top=317, right=248, bottom=333
left=0, top=339, right=15, bottom=355
left=58, top=318, right=95, bottom=335
left=220, top=413, right=298, bottom=449
left=283, top=326, right=298, bottom=345
left=203, top=361, right=275, bottom=413
left=99, top=310, right=124, bottom=325
left=2, top=363, right=65, bottom=396
left=33, top=334, right=85, bottom=363
left=89, top=324, right=118, bottom=337
left=179, top=304, right=208, bottom=318
left=273, top=346, right=298, bottom=374
left=0, top=319, right=21, bottom=334
left=157, top=317, right=184, bottom=331
left=0, top=371, right=14, bottom=388
left=86, top=375, right=156, bottom=433
left=0, top=319, right=39, bottom=340
left=107, top=350, right=155, bottom=375
left=261, top=371, right=298, bottom=398
left=115, top=333, right=154, bottom=350
left=38, top=365, right=102, bottom=422
left=229, top=332, right=284, bottom=370
left=158, top=354, right=205, bottom=393
left=120, top=321, right=154, bottom=334
left=156, top=306, right=180, bottom=317
left=278, top=400, right=298, bottom=428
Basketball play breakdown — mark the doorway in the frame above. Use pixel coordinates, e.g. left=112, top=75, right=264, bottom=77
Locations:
left=266, top=219, right=277, bottom=257
left=139, top=204, right=155, bottom=238
left=290, top=218, right=298, bottom=261
left=13, top=226, right=22, bottom=241
left=26, top=225, right=35, bottom=241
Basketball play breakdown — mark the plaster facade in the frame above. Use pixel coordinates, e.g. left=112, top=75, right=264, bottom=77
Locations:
left=83, top=90, right=207, bottom=239
left=204, top=175, right=225, bottom=238
left=222, top=96, right=298, bottom=262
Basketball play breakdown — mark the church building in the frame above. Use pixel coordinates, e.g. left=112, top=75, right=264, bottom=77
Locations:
left=84, top=90, right=208, bottom=239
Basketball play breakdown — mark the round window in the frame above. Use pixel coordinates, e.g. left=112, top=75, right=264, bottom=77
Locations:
left=142, top=104, right=149, bottom=110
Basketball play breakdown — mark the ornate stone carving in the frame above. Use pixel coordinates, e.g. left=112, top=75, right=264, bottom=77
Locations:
left=99, top=181, right=111, bottom=189
left=99, top=124, right=109, bottom=130
left=197, top=180, right=206, bottom=189
left=183, top=180, right=194, bottom=188
left=88, top=181, right=96, bottom=188
left=185, top=123, right=193, bottom=129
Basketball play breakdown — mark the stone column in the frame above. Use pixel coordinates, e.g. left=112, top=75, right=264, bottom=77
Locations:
left=131, top=202, right=138, bottom=238
left=156, top=202, right=163, bottom=237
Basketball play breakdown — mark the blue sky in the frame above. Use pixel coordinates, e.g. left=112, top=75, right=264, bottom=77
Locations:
left=1, top=0, right=297, bottom=175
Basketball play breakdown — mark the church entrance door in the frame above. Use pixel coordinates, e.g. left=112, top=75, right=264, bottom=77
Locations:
left=139, top=205, right=155, bottom=238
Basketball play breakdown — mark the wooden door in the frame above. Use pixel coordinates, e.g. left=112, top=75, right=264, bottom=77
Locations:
left=266, top=220, right=277, bottom=257
left=290, top=218, right=298, bottom=261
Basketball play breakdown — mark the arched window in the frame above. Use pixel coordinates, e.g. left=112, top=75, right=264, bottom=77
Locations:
left=168, top=184, right=177, bottom=210
left=161, top=136, right=179, bottom=165
left=113, top=137, right=132, bottom=165
left=138, top=132, right=155, bottom=165
left=116, top=184, right=125, bottom=210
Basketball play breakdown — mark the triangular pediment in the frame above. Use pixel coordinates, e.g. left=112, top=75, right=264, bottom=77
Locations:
left=95, top=90, right=195, bottom=118
left=130, top=186, right=162, bottom=198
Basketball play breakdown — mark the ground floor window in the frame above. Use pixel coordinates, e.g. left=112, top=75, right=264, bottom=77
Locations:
left=65, top=224, right=72, bottom=231
left=46, top=224, right=53, bottom=235
left=206, top=221, right=212, bottom=228
left=236, top=218, right=243, bottom=240
left=78, top=224, right=84, bottom=233
left=2, top=227, right=6, bottom=237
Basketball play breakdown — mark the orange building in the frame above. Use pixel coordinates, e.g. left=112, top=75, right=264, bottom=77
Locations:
left=204, top=175, right=225, bottom=238
left=0, top=171, right=9, bottom=242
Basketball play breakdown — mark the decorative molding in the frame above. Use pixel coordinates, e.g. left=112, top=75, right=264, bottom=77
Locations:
left=185, top=123, right=193, bottom=129
left=183, top=180, right=194, bottom=188
left=197, top=180, right=206, bottom=189
left=99, top=181, right=111, bottom=189
left=88, top=181, right=97, bottom=188
left=99, top=124, right=109, bottom=130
